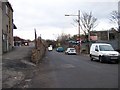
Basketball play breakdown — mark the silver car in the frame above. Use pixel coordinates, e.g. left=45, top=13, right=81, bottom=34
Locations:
left=65, top=48, right=77, bottom=55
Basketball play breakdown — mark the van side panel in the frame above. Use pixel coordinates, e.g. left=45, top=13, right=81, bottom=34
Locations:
left=90, top=44, right=95, bottom=54
left=90, top=44, right=99, bottom=60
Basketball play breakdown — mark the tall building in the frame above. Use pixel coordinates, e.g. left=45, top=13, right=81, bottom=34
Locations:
left=0, top=0, right=17, bottom=54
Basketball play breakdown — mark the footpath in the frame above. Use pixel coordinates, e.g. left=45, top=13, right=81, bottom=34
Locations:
left=2, top=46, right=36, bottom=88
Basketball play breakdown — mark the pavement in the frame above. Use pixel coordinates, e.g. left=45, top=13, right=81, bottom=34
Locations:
left=2, top=46, right=36, bottom=88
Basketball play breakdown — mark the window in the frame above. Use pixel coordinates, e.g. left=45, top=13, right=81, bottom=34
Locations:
left=99, top=45, right=114, bottom=51
left=6, top=25, right=9, bottom=33
left=3, top=34, right=5, bottom=40
left=70, top=48, right=75, bottom=50
left=109, top=33, right=115, bottom=40
left=95, top=45, right=98, bottom=51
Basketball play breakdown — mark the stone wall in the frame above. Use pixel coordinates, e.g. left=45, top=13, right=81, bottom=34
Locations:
left=31, top=37, right=46, bottom=64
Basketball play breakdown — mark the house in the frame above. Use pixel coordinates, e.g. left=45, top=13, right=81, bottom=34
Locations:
left=0, top=1, right=17, bottom=54
left=14, top=36, right=23, bottom=46
left=90, top=29, right=117, bottom=41
left=14, top=36, right=29, bottom=46
left=90, top=28, right=119, bottom=50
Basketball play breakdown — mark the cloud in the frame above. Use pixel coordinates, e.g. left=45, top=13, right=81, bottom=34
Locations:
left=9, top=0, right=119, bottom=40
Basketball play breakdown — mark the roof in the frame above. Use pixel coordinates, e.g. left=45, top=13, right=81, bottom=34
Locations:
left=14, top=36, right=24, bottom=41
left=91, top=43, right=111, bottom=45
left=6, top=2, right=13, bottom=12
left=90, top=28, right=118, bottom=33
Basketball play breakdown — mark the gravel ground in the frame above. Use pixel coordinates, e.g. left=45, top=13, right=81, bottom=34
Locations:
left=2, top=46, right=36, bottom=88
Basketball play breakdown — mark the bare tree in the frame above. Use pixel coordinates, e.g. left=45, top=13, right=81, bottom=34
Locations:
left=80, top=12, right=97, bottom=41
left=73, top=11, right=97, bottom=53
left=56, top=33, right=71, bottom=47
left=110, top=10, right=119, bottom=30
left=110, top=10, right=120, bottom=51
left=81, top=12, right=98, bottom=53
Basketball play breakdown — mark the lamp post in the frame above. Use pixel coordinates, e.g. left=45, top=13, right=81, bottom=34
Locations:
left=65, top=10, right=81, bottom=54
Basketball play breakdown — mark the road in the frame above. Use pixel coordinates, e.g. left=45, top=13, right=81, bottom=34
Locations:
left=22, top=50, right=118, bottom=88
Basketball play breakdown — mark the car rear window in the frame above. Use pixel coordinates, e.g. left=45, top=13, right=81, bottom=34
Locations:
left=70, top=48, right=75, bottom=50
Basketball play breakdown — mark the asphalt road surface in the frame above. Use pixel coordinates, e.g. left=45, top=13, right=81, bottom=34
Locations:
left=27, top=50, right=118, bottom=88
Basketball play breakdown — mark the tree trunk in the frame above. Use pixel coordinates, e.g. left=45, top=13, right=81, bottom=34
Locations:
left=87, top=31, right=90, bottom=54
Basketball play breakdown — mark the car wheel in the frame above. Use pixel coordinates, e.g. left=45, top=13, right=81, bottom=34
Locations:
left=99, top=56, right=103, bottom=63
left=90, top=55, right=93, bottom=61
left=65, top=52, right=68, bottom=55
left=115, top=60, right=119, bottom=64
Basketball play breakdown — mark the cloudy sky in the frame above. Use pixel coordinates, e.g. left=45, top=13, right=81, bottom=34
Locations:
left=9, top=0, right=119, bottom=40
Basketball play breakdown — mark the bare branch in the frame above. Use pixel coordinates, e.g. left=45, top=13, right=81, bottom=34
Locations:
left=80, top=11, right=98, bottom=34
left=110, top=10, right=119, bottom=24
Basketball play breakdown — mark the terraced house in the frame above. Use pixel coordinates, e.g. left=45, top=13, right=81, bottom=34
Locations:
left=0, top=0, right=17, bottom=54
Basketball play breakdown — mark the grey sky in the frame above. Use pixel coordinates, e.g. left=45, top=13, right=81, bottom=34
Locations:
left=9, top=0, right=119, bottom=40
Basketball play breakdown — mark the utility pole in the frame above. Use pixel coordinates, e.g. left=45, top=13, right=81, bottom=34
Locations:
left=78, top=10, right=80, bottom=54
left=34, top=28, right=37, bottom=49
left=65, top=10, right=81, bottom=54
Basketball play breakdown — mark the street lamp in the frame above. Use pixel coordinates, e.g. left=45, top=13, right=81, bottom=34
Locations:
left=65, top=10, right=81, bottom=54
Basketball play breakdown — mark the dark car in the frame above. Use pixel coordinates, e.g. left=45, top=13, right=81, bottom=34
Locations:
left=56, top=47, right=64, bottom=52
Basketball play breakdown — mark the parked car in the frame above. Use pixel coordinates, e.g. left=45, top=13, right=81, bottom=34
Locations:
left=90, top=43, right=120, bottom=63
left=65, top=48, right=76, bottom=55
left=48, top=46, right=53, bottom=51
left=56, top=47, right=64, bottom=52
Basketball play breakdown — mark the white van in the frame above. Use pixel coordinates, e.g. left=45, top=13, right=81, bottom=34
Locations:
left=48, top=45, right=53, bottom=51
left=90, top=43, right=120, bottom=63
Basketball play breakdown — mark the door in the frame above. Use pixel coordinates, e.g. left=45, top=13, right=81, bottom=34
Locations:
left=94, top=45, right=99, bottom=60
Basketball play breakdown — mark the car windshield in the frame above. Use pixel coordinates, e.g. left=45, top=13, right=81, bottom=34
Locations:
left=99, top=45, right=114, bottom=51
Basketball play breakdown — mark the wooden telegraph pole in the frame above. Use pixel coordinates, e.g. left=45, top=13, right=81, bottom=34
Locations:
left=34, top=28, right=37, bottom=49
